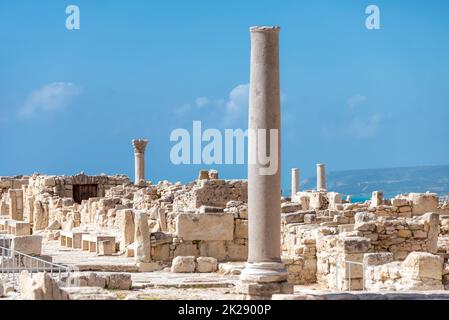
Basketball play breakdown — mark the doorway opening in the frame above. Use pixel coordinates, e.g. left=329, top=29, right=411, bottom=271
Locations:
left=73, top=184, right=98, bottom=204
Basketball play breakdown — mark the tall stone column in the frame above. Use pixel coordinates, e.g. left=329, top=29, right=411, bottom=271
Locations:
left=316, top=163, right=326, bottom=192
left=240, top=26, right=290, bottom=299
left=291, top=168, right=299, bottom=199
left=132, top=139, right=148, bottom=186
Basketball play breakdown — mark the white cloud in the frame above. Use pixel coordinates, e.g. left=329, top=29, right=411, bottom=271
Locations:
left=223, top=83, right=249, bottom=126
left=348, top=113, right=383, bottom=138
left=347, top=94, right=367, bottom=109
left=195, top=97, right=210, bottom=108
left=174, top=83, right=285, bottom=126
left=19, top=82, right=80, bottom=117
left=173, top=104, right=192, bottom=116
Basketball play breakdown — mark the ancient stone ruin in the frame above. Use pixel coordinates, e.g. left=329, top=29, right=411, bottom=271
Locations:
left=1, top=26, right=449, bottom=300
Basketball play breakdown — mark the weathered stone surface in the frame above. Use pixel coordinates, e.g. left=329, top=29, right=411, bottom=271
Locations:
left=176, top=212, right=233, bottom=241
left=281, top=202, right=301, bottom=213
left=18, top=271, right=68, bottom=300
left=338, top=237, right=371, bottom=253
left=234, top=219, right=248, bottom=239
left=363, top=252, right=394, bottom=266
left=87, top=273, right=107, bottom=288
left=171, top=256, right=196, bottom=273
left=199, top=241, right=227, bottom=261
left=196, top=257, right=218, bottom=273
left=47, top=220, right=61, bottom=230
left=107, top=273, right=132, bottom=290
left=370, top=191, right=383, bottom=208
left=116, top=209, right=135, bottom=249
left=406, top=193, right=439, bottom=215
left=11, top=235, right=42, bottom=255
left=354, top=212, right=376, bottom=224
left=401, top=252, right=443, bottom=281
left=134, top=211, right=151, bottom=263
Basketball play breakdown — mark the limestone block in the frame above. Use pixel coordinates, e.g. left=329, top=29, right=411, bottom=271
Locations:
left=327, top=192, right=343, bottom=210
left=338, top=237, right=371, bottom=254
left=173, top=242, right=199, bottom=257
left=338, top=224, right=354, bottom=233
left=234, top=219, right=248, bottom=239
left=282, top=211, right=312, bottom=224
left=354, top=222, right=376, bottom=232
left=47, top=220, right=61, bottom=230
left=152, top=244, right=170, bottom=261
left=401, top=252, right=443, bottom=281
left=370, top=191, right=383, bottom=208
left=354, top=212, right=376, bottom=224
left=196, top=257, right=218, bottom=273
left=134, top=211, right=151, bottom=263
left=198, top=170, right=209, bottom=180
left=87, top=273, right=107, bottom=288
left=333, top=215, right=349, bottom=224
left=175, top=212, right=233, bottom=241
left=407, top=193, right=438, bottom=215
left=420, top=212, right=439, bottom=253
left=226, top=241, right=247, bottom=261
left=309, top=192, right=327, bottom=210
left=116, top=209, right=135, bottom=249
left=391, top=198, right=410, bottom=207
left=98, top=240, right=114, bottom=256
left=199, top=241, right=227, bottom=261
left=363, top=252, right=394, bottom=266
left=18, top=271, right=68, bottom=300
left=107, top=273, right=132, bottom=290
left=171, top=256, right=196, bottom=273
left=304, top=214, right=316, bottom=224
left=208, top=170, right=219, bottom=179
left=281, top=202, right=302, bottom=213
left=12, top=235, right=42, bottom=256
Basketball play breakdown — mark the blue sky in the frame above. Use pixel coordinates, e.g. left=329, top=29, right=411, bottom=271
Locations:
left=1, top=0, right=448, bottom=193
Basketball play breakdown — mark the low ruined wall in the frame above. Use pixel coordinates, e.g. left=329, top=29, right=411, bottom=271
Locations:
left=281, top=223, right=317, bottom=285
left=27, top=173, right=130, bottom=199
left=173, top=179, right=247, bottom=211
left=317, top=235, right=371, bottom=290
left=315, top=213, right=440, bottom=290
left=353, top=212, right=439, bottom=260
left=364, top=252, right=445, bottom=291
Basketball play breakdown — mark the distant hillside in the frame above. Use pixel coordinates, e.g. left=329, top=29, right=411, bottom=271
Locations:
left=300, top=165, right=449, bottom=198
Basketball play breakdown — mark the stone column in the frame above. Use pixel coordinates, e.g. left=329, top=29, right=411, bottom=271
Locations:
left=134, top=210, right=152, bottom=271
left=240, top=26, right=290, bottom=298
left=316, top=163, right=326, bottom=192
left=132, top=139, right=148, bottom=186
left=370, top=191, right=383, bottom=207
left=291, top=168, right=299, bottom=199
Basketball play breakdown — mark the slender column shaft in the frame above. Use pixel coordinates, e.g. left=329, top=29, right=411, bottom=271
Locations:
left=291, top=168, right=299, bottom=198
left=316, top=163, right=326, bottom=191
left=132, top=139, right=148, bottom=186
left=241, top=26, right=287, bottom=283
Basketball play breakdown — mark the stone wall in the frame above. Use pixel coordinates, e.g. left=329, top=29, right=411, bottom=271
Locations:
left=364, top=252, right=445, bottom=291
left=352, top=212, right=439, bottom=260
left=27, top=173, right=130, bottom=199
left=173, top=179, right=247, bottom=212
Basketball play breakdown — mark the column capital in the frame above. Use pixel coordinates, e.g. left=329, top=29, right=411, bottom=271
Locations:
left=132, top=139, right=148, bottom=154
left=250, top=26, right=280, bottom=33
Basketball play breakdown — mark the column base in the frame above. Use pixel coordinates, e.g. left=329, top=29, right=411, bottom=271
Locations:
left=236, top=282, right=293, bottom=300
left=238, top=262, right=292, bottom=299
left=240, top=262, right=288, bottom=283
